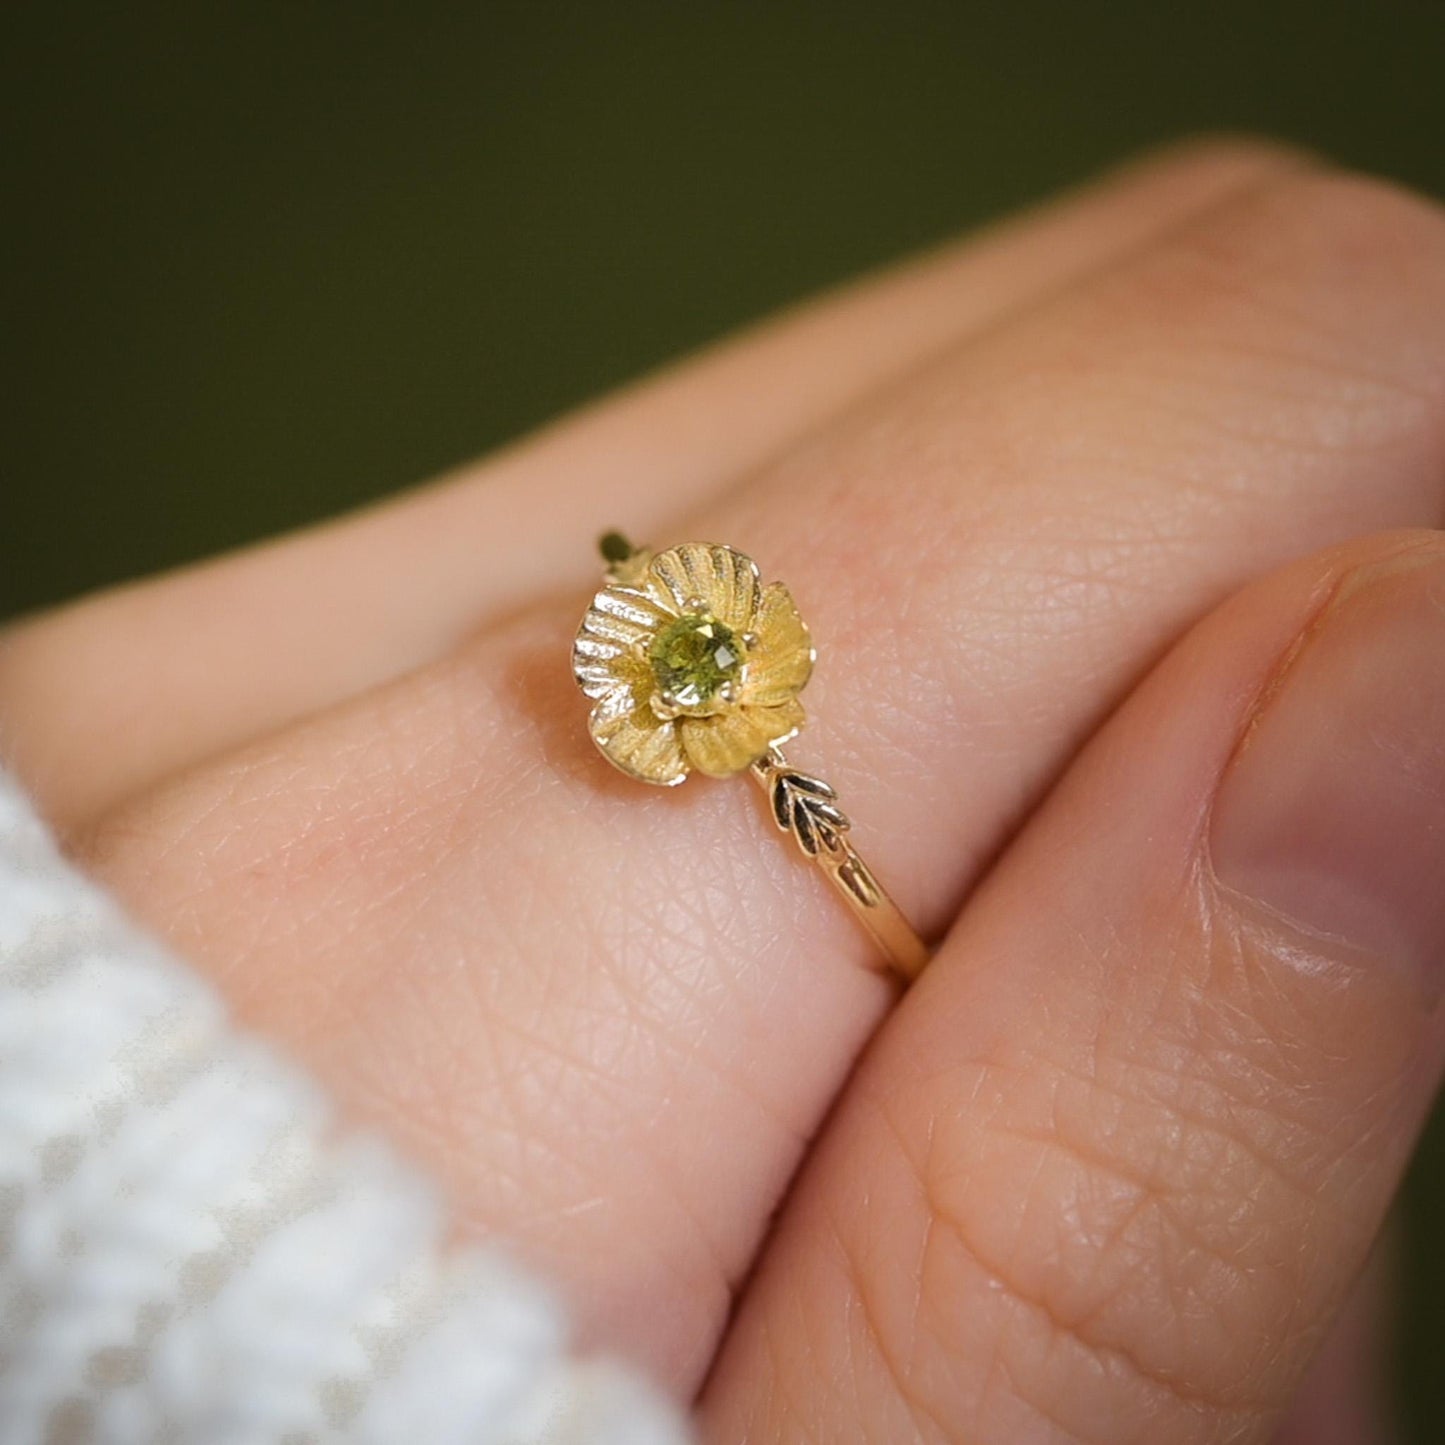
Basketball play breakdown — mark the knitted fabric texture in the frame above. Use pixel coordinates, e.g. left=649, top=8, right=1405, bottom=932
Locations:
left=0, top=770, right=689, bottom=1445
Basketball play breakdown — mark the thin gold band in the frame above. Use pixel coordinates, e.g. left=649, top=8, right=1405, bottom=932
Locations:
left=749, top=748, right=930, bottom=982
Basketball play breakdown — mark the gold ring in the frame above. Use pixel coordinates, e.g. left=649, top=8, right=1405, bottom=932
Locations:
left=571, top=532, right=930, bottom=982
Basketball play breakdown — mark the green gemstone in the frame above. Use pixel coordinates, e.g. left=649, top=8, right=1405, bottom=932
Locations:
left=649, top=613, right=744, bottom=709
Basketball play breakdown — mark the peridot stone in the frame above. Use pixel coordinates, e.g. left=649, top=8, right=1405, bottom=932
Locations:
left=649, top=613, right=744, bottom=709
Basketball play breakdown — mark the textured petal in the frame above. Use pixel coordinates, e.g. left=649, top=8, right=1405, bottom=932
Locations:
left=646, top=543, right=760, bottom=631
left=741, top=581, right=814, bottom=707
left=572, top=584, right=676, bottom=700
left=679, top=698, right=805, bottom=778
left=589, top=686, right=689, bottom=786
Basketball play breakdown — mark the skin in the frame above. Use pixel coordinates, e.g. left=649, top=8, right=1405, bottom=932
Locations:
left=0, top=137, right=1305, bottom=833
left=2, top=139, right=1442, bottom=1441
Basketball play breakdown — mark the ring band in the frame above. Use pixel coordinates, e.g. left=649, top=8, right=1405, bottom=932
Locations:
left=572, top=532, right=929, bottom=982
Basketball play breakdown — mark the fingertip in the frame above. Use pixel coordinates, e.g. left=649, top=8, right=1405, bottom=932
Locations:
left=1209, top=532, right=1445, bottom=997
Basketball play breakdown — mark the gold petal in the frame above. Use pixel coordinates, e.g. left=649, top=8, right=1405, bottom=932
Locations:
left=679, top=698, right=805, bottom=778
left=646, top=542, right=760, bottom=631
left=589, top=688, right=689, bottom=786
left=741, top=581, right=814, bottom=707
left=572, top=583, right=676, bottom=700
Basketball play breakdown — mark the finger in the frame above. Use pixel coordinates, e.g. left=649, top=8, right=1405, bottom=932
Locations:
left=1272, top=1236, right=1397, bottom=1445
left=0, top=138, right=1303, bottom=832
left=701, top=533, right=1445, bottom=1443
left=79, top=170, right=1445, bottom=1389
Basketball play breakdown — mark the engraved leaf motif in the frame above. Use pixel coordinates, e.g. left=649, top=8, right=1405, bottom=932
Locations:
left=768, top=768, right=851, bottom=857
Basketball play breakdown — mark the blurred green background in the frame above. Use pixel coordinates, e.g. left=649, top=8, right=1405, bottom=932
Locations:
left=4, top=1, right=1444, bottom=1434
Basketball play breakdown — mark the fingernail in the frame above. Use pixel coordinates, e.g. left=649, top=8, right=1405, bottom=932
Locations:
left=1211, top=546, right=1445, bottom=985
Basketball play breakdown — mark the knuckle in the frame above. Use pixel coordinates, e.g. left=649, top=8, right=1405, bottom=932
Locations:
left=1275, top=168, right=1445, bottom=277
left=1131, top=131, right=1313, bottom=189
left=1169, top=168, right=1445, bottom=364
left=1052, top=164, right=1445, bottom=493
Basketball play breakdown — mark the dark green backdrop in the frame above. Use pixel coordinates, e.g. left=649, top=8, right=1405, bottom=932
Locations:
left=5, top=3, right=1444, bottom=1434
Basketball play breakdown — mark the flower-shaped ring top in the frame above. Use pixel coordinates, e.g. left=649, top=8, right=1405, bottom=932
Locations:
left=572, top=541, right=815, bottom=785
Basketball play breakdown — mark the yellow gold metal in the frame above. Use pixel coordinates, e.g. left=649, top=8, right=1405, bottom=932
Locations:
left=573, top=533, right=930, bottom=983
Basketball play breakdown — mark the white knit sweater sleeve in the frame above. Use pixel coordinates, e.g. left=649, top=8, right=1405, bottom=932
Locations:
left=0, top=770, right=690, bottom=1445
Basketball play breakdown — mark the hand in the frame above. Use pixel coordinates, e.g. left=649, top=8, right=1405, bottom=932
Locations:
left=4, top=138, right=1443, bottom=1442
